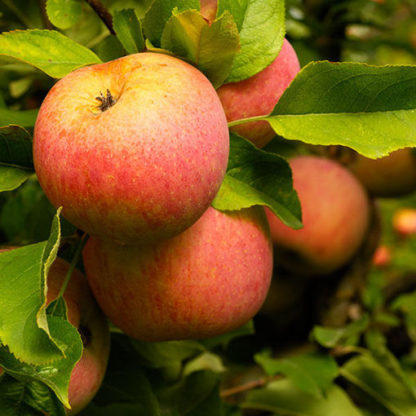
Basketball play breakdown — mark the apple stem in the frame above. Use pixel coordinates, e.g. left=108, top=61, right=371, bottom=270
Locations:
left=50, top=233, right=89, bottom=315
left=227, top=115, right=269, bottom=128
left=85, top=0, right=115, bottom=35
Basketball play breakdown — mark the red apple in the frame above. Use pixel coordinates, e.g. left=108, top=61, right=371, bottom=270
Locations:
left=372, top=244, right=392, bottom=268
left=82, top=206, right=273, bottom=341
left=46, top=258, right=110, bottom=415
left=217, top=38, right=300, bottom=148
left=33, top=52, right=229, bottom=244
left=348, top=148, right=416, bottom=197
left=266, top=156, right=370, bottom=275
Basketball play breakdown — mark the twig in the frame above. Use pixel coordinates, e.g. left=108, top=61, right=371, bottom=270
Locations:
left=85, top=0, right=115, bottom=35
left=220, top=375, right=280, bottom=398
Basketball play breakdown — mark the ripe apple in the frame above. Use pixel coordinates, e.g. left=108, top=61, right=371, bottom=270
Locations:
left=348, top=148, right=416, bottom=197
left=372, top=244, right=392, bottom=268
left=46, top=257, right=110, bottom=415
left=265, top=156, right=370, bottom=275
left=216, top=38, right=300, bottom=148
left=82, top=206, right=273, bottom=341
left=33, top=52, right=229, bottom=244
left=393, top=208, right=416, bottom=237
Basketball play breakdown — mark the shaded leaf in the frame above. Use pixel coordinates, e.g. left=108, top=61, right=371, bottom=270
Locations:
left=161, top=9, right=240, bottom=87
left=143, top=0, right=200, bottom=47
left=212, top=134, right=302, bottom=229
left=243, top=379, right=363, bottom=416
left=341, top=353, right=416, bottom=416
left=113, top=9, right=145, bottom=54
left=0, top=109, right=38, bottom=128
left=255, top=351, right=338, bottom=397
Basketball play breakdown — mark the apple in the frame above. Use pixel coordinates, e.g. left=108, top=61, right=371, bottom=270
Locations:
left=45, top=257, right=110, bottom=415
left=200, top=0, right=217, bottom=22
left=216, top=38, right=300, bottom=148
left=33, top=52, right=229, bottom=244
left=372, top=244, right=391, bottom=268
left=265, top=156, right=370, bottom=275
left=82, top=206, right=273, bottom=341
left=393, top=208, right=416, bottom=237
left=347, top=148, right=416, bottom=197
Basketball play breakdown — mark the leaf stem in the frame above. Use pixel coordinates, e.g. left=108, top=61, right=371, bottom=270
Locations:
left=85, top=0, right=115, bottom=35
left=227, top=115, right=269, bottom=128
left=50, top=233, right=88, bottom=316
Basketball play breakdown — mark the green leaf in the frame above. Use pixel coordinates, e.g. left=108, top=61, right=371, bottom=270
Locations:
left=113, top=9, right=145, bottom=54
left=0, top=211, right=63, bottom=365
left=311, top=314, right=370, bottom=348
left=341, top=353, right=416, bottom=416
left=95, top=35, right=126, bottom=62
left=161, top=9, right=240, bottom=87
left=130, top=337, right=205, bottom=369
left=0, top=109, right=38, bottom=128
left=0, top=30, right=101, bottom=78
left=0, top=374, right=66, bottom=416
left=46, top=0, right=82, bottom=30
left=0, top=167, right=32, bottom=193
left=0, top=126, right=33, bottom=170
left=212, top=134, right=302, bottom=229
left=0, top=316, right=83, bottom=408
left=255, top=351, right=338, bottom=397
left=243, top=379, right=363, bottom=416
left=200, top=321, right=254, bottom=350
left=143, top=0, right=200, bottom=47
left=83, top=334, right=160, bottom=415
left=219, top=0, right=285, bottom=83
left=262, top=61, right=416, bottom=158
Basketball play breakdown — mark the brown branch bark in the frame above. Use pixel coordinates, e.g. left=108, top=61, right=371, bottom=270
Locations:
left=85, top=0, right=115, bottom=35
left=220, top=375, right=280, bottom=399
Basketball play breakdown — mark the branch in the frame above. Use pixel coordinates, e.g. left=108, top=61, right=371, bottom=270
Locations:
left=85, top=0, right=115, bottom=35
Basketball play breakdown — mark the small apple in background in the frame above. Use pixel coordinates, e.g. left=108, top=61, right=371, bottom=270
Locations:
left=393, top=208, right=416, bottom=237
left=266, top=156, right=370, bottom=275
left=216, top=38, right=301, bottom=148
left=46, top=257, right=110, bottom=415
left=372, top=244, right=392, bottom=268
left=347, top=148, right=416, bottom=198
left=34, top=52, right=229, bottom=245
left=83, top=206, right=273, bottom=342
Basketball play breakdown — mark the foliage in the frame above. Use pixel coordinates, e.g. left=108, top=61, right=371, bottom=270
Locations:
left=0, top=0, right=416, bottom=415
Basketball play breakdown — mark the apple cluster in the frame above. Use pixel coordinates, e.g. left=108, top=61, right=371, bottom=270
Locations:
left=31, top=10, right=382, bottom=414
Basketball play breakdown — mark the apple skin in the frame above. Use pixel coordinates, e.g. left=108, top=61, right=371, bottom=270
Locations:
left=348, top=149, right=416, bottom=197
left=45, top=258, right=110, bottom=415
left=33, top=52, right=229, bottom=244
left=393, top=208, right=416, bottom=237
left=217, top=38, right=300, bottom=148
left=265, top=156, right=370, bottom=275
left=82, top=206, right=273, bottom=342
left=200, top=0, right=217, bottom=21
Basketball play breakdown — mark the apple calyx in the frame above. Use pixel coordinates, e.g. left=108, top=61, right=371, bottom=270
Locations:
left=95, top=89, right=116, bottom=112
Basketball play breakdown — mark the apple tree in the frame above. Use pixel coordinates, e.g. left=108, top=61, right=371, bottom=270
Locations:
left=1, top=0, right=416, bottom=415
